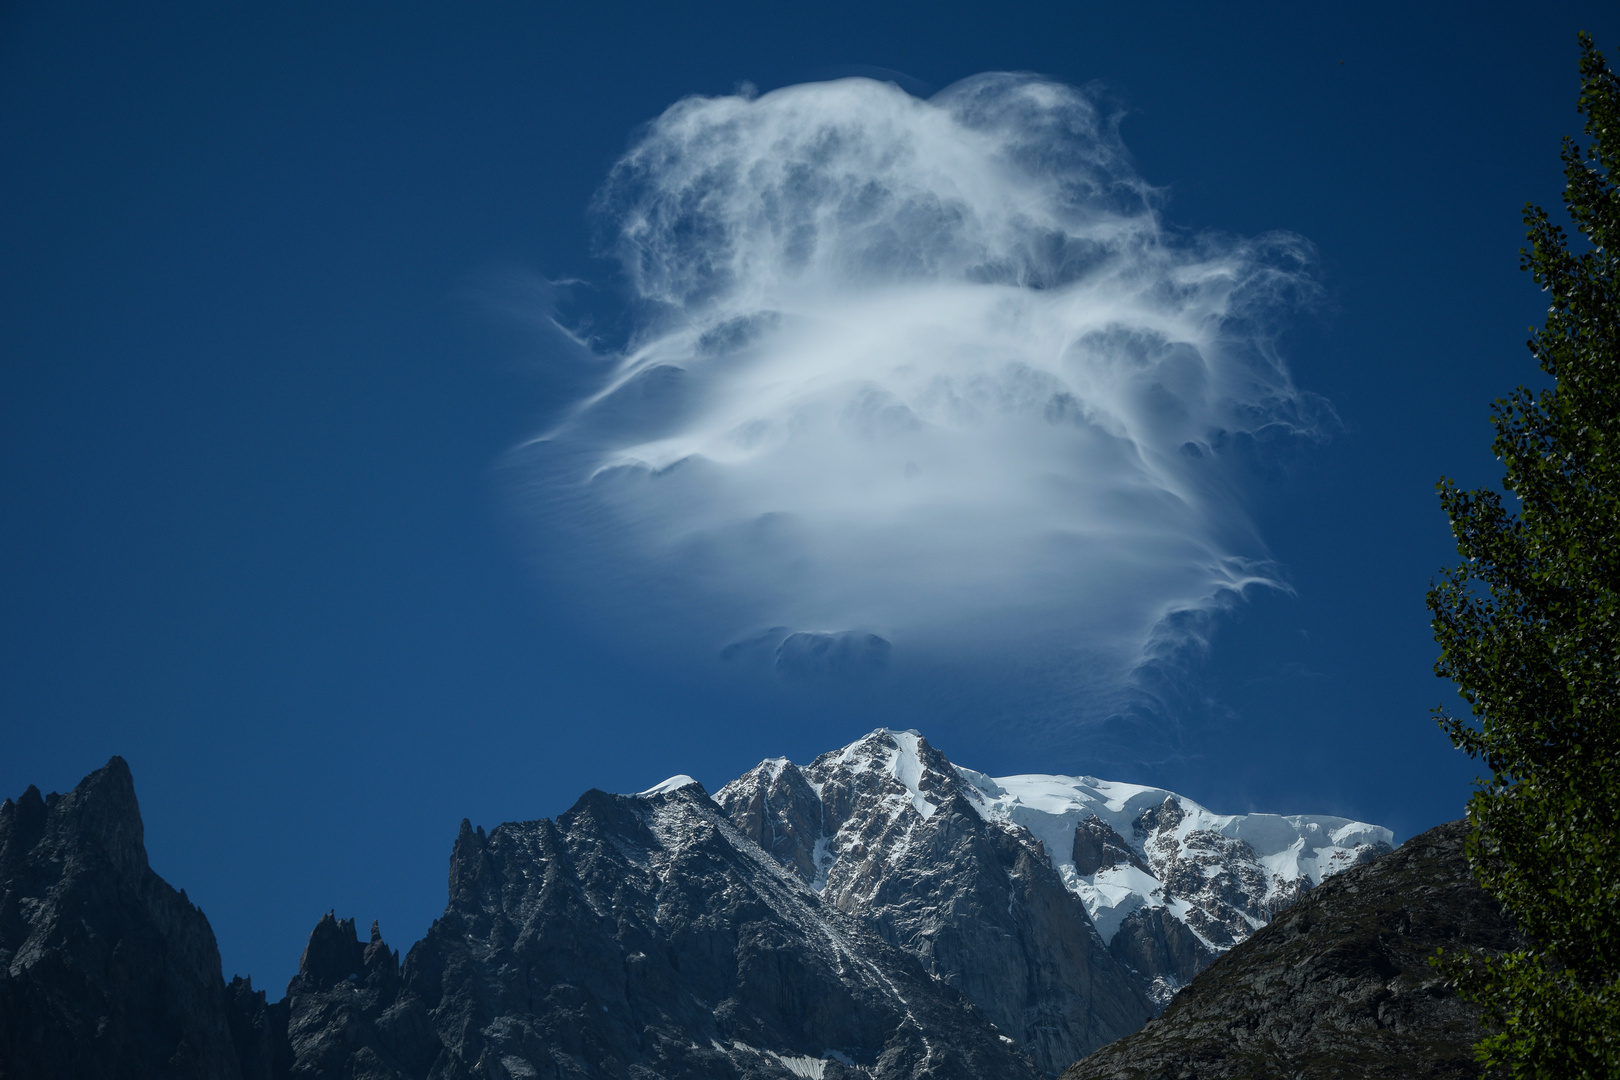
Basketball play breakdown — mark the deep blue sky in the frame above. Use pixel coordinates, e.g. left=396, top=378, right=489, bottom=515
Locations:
left=4, top=1, right=1616, bottom=993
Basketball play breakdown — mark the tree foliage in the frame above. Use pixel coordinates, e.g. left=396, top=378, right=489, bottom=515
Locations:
left=1428, top=33, right=1620, bottom=1078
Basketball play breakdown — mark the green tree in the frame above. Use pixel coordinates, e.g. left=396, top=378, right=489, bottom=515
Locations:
left=1428, top=32, right=1620, bottom=1079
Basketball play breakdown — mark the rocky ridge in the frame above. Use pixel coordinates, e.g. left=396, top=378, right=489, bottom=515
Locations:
left=393, top=780, right=1038, bottom=1079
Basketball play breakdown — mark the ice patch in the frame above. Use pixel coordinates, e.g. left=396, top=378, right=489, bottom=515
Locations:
left=1074, top=863, right=1158, bottom=942
left=952, top=765, right=1006, bottom=798
left=810, top=835, right=834, bottom=893
left=772, top=1054, right=827, bottom=1079
left=886, top=729, right=936, bottom=818
left=722, top=1041, right=844, bottom=1079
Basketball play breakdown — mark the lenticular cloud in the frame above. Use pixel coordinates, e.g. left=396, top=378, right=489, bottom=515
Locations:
left=515, top=74, right=1321, bottom=709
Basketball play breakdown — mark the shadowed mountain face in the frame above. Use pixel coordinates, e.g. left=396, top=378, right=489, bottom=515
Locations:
left=1060, top=820, right=1520, bottom=1080
left=0, top=758, right=244, bottom=1080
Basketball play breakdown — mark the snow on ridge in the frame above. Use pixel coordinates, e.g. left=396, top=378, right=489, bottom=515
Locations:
left=886, top=729, right=936, bottom=819
left=959, top=768, right=1392, bottom=943
left=953, top=765, right=1006, bottom=798
left=637, top=774, right=700, bottom=797
left=720, top=728, right=1393, bottom=955
left=972, top=771, right=1391, bottom=860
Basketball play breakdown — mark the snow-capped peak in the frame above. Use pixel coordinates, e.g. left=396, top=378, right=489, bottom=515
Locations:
left=711, top=728, right=1396, bottom=1023
left=717, top=726, right=1393, bottom=1006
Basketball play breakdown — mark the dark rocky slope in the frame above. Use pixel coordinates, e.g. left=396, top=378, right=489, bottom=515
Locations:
left=0, top=758, right=244, bottom=1080
left=1059, top=820, right=1519, bottom=1080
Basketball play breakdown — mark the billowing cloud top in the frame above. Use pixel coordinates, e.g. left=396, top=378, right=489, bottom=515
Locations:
left=514, top=74, right=1321, bottom=713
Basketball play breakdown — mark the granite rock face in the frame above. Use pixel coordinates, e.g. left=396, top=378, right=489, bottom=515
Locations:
left=1104, top=906, right=1213, bottom=1004
left=716, top=732, right=1155, bottom=1075
left=0, top=758, right=244, bottom=1080
left=1069, top=818, right=1148, bottom=879
left=1060, top=820, right=1520, bottom=1080
left=392, top=782, right=1039, bottom=1080
left=1135, top=796, right=1297, bottom=946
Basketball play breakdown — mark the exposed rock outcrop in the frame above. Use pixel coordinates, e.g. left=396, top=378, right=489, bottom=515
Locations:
left=1060, top=820, right=1519, bottom=1080
left=1105, top=907, right=1215, bottom=1001
left=225, top=975, right=291, bottom=1080
left=1070, top=817, right=1148, bottom=878
left=0, top=758, right=244, bottom=1079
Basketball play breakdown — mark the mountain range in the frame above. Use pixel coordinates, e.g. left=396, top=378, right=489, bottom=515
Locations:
left=1, top=730, right=1409, bottom=1079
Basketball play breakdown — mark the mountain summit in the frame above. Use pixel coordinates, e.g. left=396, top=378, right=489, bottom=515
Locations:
left=715, top=729, right=1392, bottom=1072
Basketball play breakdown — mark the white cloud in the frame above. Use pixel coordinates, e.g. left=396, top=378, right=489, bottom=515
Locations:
left=511, top=73, right=1323, bottom=718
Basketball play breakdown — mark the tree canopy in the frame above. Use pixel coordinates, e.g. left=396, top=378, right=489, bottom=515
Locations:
left=1429, top=32, right=1620, bottom=1079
